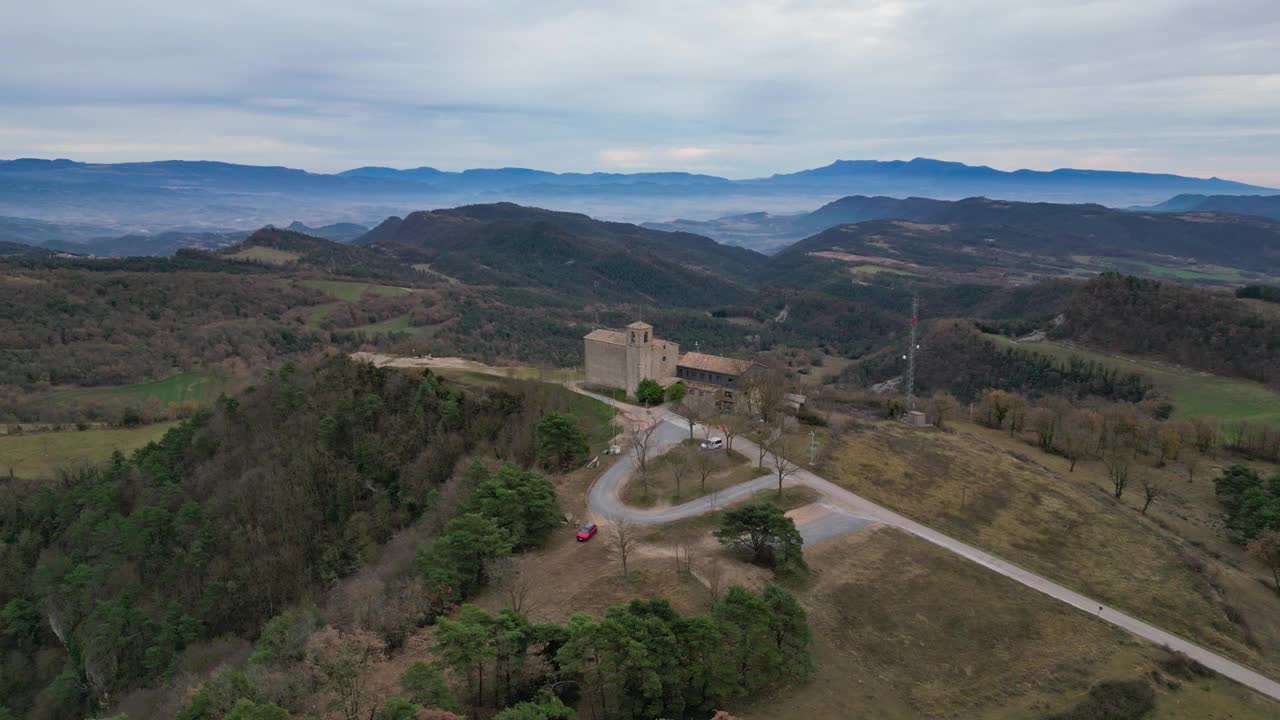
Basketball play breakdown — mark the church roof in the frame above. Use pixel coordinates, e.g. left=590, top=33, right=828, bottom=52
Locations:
left=677, top=351, right=754, bottom=376
left=584, top=328, right=626, bottom=346
left=626, top=321, right=653, bottom=330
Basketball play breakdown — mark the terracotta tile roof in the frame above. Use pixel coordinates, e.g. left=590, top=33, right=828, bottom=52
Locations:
left=682, top=380, right=727, bottom=394
left=584, top=329, right=626, bottom=346
left=677, top=351, right=754, bottom=376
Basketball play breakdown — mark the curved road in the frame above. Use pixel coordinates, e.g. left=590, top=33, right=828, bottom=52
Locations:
left=355, top=357, right=1280, bottom=704
left=578, top=388, right=1280, bottom=704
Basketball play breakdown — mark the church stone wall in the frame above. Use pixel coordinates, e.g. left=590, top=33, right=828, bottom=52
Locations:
left=585, top=338, right=627, bottom=391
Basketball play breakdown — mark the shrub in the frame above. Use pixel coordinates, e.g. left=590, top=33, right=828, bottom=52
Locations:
left=1044, top=679, right=1155, bottom=720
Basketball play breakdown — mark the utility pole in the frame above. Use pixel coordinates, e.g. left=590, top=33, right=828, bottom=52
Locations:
left=808, top=430, right=816, bottom=465
left=905, top=295, right=919, bottom=414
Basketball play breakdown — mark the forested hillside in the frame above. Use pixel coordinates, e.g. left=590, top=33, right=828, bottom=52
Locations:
left=767, top=198, right=1280, bottom=282
left=847, top=320, right=1155, bottom=404
left=1056, top=274, right=1280, bottom=386
left=0, top=266, right=329, bottom=389
left=221, top=227, right=414, bottom=279
left=0, top=356, right=554, bottom=717
left=360, top=203, right=764, bottom=307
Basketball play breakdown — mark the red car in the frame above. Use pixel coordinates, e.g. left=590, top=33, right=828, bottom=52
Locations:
left=576, top=523, right=598, bottom=542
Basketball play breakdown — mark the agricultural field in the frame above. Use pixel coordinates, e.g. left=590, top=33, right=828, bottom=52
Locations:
left=987, top=333, right=1280, bottom=425
left=0, top=422, right=178, bottom=478
left=299, top=279, right=413, bottom=302
left=1067, top=255, right=1280, bottom=285
left=819, top=418, right=1280, bottom=677
left=47, top=371, right=237, bottom=410
left=350, top=314, right=430, bottom=336
left=225, top=246, right=301, bottom=265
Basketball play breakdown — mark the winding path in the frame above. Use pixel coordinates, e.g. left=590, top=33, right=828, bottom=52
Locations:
left=576, top=388, right=1280, bottom=704
left=355, top=355, right=1280, bottom=703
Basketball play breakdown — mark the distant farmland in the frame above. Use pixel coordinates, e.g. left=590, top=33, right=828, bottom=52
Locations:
left=987, top=334, right=1280, bottom=425
left=0, top=422, right=178, bottom=478
left=47, top=371, right=239, bottom=412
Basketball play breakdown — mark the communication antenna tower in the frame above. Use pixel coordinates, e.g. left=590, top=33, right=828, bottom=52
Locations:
left=905, top=295, right=919, bottom=413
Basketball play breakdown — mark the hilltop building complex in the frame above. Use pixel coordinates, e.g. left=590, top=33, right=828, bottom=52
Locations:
left=584, top=321, right=756, bottom=411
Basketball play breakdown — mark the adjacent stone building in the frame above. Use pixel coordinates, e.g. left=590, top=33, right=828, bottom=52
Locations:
left=676, top=351, right=756, bottom=412
left=583, top=321, right=755, bottom=410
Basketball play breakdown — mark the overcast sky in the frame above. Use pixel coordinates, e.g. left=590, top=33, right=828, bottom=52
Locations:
left=2, top=0, right=1279, bottom=184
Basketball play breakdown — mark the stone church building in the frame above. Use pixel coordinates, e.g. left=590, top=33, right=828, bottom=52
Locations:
left=583, top=321, right=755, bottom=411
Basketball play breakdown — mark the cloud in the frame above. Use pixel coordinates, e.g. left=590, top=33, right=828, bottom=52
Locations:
left=597, top=146, right=718, bottom=168
left=0, top=1, right=1277, bottom=183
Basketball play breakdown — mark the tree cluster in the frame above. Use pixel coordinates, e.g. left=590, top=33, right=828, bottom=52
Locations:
left=0, top=356, right=551, bottom=718
left=1057, top=273, right=1280, bottom=387
left=714, top=503, right=807, bottom=574
left=1214, top=465, right=1280, bottom=543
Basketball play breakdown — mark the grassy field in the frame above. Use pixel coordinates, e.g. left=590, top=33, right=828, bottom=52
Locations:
left=987, top=333, right=1280, bottom=425
left=0, top=422, right=178, bottom=478
left=622, top=440, right=767, bottom=507
left=744, top=528, right=1279, bottom=720
left=820, top=419, right=1277, bottom=677
left=226, top=246, right=301, bottom=265
left=48, top=371, right=236, bottom=410
left=644, top=485, right=823, bottom=543
left=350, top=314, right=429, bottom=336
left=1068, top=256, right=1279, bottom=285
left=300, top=279, right=413, bottom=302
left=435, top=368, right=617, bottom=444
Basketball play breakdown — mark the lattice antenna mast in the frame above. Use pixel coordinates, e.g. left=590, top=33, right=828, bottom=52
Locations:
left=905, top=295, right=919, bottom=412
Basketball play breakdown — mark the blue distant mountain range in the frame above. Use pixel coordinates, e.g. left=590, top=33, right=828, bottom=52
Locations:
left=0, top=155, right=1273, bottom=231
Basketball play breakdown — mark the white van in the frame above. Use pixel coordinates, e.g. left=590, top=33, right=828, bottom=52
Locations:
left=700, top=437, right=724, bottom=450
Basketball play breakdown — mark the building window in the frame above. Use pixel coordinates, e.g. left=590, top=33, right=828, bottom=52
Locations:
left=644, top=331, right=649, bottom=342
left=724, top=390, right=732, bottom=398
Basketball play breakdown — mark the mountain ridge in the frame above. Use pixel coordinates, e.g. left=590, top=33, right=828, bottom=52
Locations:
left=2, top=155, right=1271, bottom=230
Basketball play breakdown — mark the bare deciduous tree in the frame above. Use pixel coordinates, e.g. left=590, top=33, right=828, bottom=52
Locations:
left=1104, top=448, right=1132, bottom=498
left=768, top=436, right=801, bottom=499
left=1189, top=416, right=1219, bottom=456
left=486, top=555, right=536, bottom=618
left=670, top=445, right=692, bottom=499
left=744, top=366, right=788, bottom=423
left=1185, top=450, right=1201, bottom=483
left=675, top=393, right=715, bottom=439
left=1140, top=474, right=1164, bottom=515
left=927, top=391, right=960, bottom=429
left=607, top=515, right=639, bottom=578
left=1060, top=408, right=1102, bottom=472
left=1246, top=529, right=1280, bottom=592
left=673, top=528, right=697, bottom=576
left=695, top=447, right=716, bottom=493
left=628, top=416, right=662, bottom=474
left=716, top=413, right=747, bottom=451
left=703, top=557, right=725, bottom=611
left=305, top=627, right=385, bottom=720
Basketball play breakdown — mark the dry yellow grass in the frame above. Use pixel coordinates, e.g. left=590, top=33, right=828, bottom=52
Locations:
left=742, top=528, right=1279, bottom=720
left=819, top=419, right=1277, bottom=677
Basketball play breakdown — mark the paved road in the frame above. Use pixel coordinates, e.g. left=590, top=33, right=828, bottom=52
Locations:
left=583, top=406, right=874, bottom=544
left=356, top=357, right=1280, bottom=704
left=576, top=388, right=1280, bottom=703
